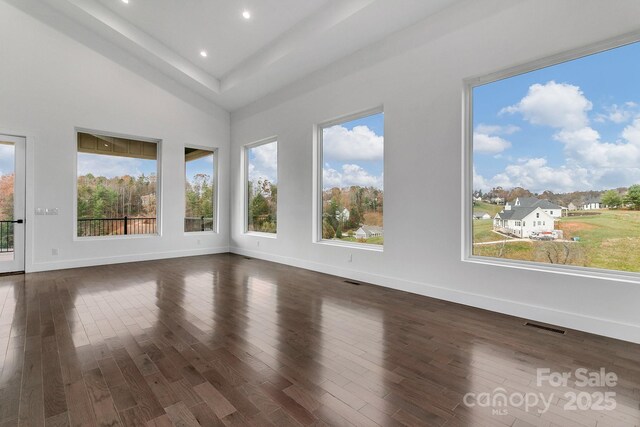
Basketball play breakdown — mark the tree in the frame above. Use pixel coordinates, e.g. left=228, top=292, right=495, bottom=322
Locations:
left=322, top=220, right=335, bottom=239
left=601, top=190, right=622, bottom=209
left=624, top=184, right=640, bottom=210
left=0, top=174, right=15, bottom=220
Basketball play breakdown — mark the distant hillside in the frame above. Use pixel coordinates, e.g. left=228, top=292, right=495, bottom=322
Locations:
left=473, top=201, right=503, bottom=216
left=479, top=186, right=629, bottom=208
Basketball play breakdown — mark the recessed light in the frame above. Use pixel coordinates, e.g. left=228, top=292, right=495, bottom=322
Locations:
left=200, top=50, right=208, bottom=58
left=242, top=10, right=251, bottom=20
left=122, top=0, right=129, bottom=4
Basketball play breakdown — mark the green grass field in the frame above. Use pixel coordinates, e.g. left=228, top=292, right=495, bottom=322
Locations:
left=473, top=209, right=640, bottom=272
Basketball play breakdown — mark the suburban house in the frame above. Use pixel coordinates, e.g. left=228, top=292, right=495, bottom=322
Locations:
left=354, top=225, right=383, bottom=239
left=473, top=211, right=491, bottom=220
left=583, top=197, right=603, bottom=210
left=490, top=196, right=505, bottom=205
left=507, top=197, right=563, bottom=218
left=568, top=202, right=578, bottom=211
left=494, top=205, right=556, bottom=238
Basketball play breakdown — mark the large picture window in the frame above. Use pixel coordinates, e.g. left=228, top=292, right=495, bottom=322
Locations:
left=77, top=131, right=159, bottom=237
left=185, top=147, right=216, bottom=233
left=469, top=39, right=640, bottom=274
left=318, top=110, right=384, bottom=246
left=245, top=138, right=277, bottom=234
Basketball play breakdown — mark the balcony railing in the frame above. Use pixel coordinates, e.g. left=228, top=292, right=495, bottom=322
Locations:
left=0, top=221, right=14, bottom=253
left=185, top=217, right=214, bottom=232
left=77, top=217, right=156, bottom=237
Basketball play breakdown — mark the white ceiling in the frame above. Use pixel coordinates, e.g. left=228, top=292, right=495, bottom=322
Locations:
left=5, top=0, right=463, bottom=112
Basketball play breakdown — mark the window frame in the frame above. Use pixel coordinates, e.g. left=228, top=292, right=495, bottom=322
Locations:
left=462, top=31, right=640, bottom=284
left=243, top=136, right=278, bottom=237
left=183, top=144, right=219, bottom=235
left=313, top=106, right=385, bottom=252
left=73, top=127, right=162, bottom=240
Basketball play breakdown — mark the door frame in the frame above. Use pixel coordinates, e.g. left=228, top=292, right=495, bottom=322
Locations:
left=0, top=129, right=35, bottom=273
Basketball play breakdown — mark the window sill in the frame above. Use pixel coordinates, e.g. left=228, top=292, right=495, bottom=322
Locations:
left=184, top=231, right=218, bottom=236
left=74, top=233, right=160, bottom=242
left=244, top=231, right=277, bottom=239
left=465, top=254, right=640, bottom=285
left=315, top=239, right=383, bottom=252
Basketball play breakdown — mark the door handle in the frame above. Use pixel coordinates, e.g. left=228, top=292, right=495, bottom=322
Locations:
left=12, top=219, right=24, bottom=224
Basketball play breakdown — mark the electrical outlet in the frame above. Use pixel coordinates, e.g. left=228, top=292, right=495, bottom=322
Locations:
left=256, top=241, right=260, bottom=247
left=197, top=239, right=201, bottom=245
left=51, top=248, right=59, bottom=256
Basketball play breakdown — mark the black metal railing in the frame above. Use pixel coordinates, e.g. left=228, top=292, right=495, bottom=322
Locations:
left=0, top=221, right=14, bottom=253
left=77, top=217, right=157, bottom=237
left=184, top=217, right=214, bottom=232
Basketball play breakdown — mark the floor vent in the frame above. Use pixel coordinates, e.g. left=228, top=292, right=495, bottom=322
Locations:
left=344, top=280, right=361, bottom=286
left=524, top=322, right=566, bottom=335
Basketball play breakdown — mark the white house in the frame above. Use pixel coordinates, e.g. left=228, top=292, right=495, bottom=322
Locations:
left=473, top=211, right=491, bottom=220
left=354, top=225, right=383, bottom=239
left=567, top=202, right=578, bottom=211
left=583, top=197, right=602, bottom=210
left=494, top=206, right=555, bottom=238
left=506, top=197, right=563, bottom=218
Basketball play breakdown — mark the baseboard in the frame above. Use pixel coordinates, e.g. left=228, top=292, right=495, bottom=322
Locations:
left=27, top=246, right=230, bottom=273
left=230, top=246, right=640, bottom=344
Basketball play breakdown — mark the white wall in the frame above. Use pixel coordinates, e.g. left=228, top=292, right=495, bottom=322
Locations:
left=0, top=1, right=230, bottom=272
left=231, top=0, right=640, bottom=343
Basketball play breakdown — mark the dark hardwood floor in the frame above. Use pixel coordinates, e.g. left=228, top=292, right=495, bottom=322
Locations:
left=0, top=254, right=638, bottom=426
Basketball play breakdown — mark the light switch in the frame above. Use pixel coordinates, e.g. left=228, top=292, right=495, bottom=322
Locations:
left=35, top=207, right=46, bottom=215
left=45, top=208, right=59, bottom=215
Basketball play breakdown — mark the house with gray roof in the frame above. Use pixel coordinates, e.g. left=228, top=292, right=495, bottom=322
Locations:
left=473, top=211, right=491, bottom=220
left=354, top=225, right=383, bottom=239
left=583, top=197, right=603, bottom=210
left=493, top=205, right=555, bottom=238
left=506, top=197, right=563, bottom=218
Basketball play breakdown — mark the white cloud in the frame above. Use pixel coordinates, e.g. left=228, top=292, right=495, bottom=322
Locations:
left=323, top=125, right=383, bottom=162
left=248, top=141, right=278, bottom=184
left=323, top=164, right=383, bottom=189
left=77, top=153, right=154, bottom=178
left=473, top=167, right=490, bottom=191
left=501, top=81, right=592, bottom=130
left=595, top=102, right=638, bottom=124
left=473, top=132, right=512, bottom=154
left=475, top=124, right=520, bottom=135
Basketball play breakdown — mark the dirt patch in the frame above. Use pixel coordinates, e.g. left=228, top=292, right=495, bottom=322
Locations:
left=558, top=222, right=596, bottom=238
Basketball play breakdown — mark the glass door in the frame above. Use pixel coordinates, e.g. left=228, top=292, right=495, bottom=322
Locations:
left=0, top=135, right=25, bottom=273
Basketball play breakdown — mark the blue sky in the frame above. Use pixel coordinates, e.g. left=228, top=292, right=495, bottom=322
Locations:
left=474, top=41, right=640, bottom=193
left=186, top=153, right=214, bottom=185
left=322, top=112, right=384, bottom=190
left=0, top=143, right=15, bottom=177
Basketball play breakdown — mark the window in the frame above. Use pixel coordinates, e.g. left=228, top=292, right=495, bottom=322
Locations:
left=318, top=109, right=384, bottom=246
left=185, top=147, right=216, bottom=233
left=77, top=131, right=159, bottom=237
left=245, top=138, right=277, bottom=234
left=469, top=38, right=640, bottom=274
